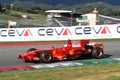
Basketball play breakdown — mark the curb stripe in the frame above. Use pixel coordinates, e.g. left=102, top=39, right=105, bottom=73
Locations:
left=0, top=58, right=120, bottom=73
left=0, top=66, right=36, bottom=72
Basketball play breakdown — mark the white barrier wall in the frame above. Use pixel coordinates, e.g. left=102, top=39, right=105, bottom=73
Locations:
left=0, top=24, right=120, bottom=42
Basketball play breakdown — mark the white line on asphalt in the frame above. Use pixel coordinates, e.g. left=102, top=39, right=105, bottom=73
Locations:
left=113, top=58, right=120, bottom=60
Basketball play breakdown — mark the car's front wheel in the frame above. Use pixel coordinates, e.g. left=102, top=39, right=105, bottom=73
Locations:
left=92, top=47, right=104, bottom=59
left=40, top=51, right=53, bottom=63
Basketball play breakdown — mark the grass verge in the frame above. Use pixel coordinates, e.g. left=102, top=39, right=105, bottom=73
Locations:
left=0, top=63, right=120, bottom=80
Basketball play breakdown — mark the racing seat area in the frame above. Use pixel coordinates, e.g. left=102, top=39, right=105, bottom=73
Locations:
left=64, top=40, right=89, bottom=48
left=71, top=41, right=81, bottom=47
left=64, top=40, right=81, bottom=48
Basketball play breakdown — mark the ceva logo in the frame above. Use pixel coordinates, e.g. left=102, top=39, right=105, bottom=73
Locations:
left=23, top=29, right=33, bottom=36
left=100, top=26, right=111, bottom=34
left=38, top=26, right=112, bottom=36
left=38, top=28, right=72, bottom=36
left=75, top=26, right=111, bottom=35
left=62, top=28, right=72, bottom=35
left=0, top=29, right=33, bottom=37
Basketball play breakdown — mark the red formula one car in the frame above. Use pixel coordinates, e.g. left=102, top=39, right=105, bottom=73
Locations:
left=18, top=39, right=104, bottom=63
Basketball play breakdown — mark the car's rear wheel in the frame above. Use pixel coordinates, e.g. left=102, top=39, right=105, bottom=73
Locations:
left=40, top=51, right=53, bottom=63
left=26, top=48, right=37, bottom=53
left=92, top=47, right=104, bottom=59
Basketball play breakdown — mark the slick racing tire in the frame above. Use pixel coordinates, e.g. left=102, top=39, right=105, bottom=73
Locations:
left=40, top=51, right=53, bottom=63
left=26, top=48, right=37, bottom=53
left=92, top=47, right=104, bottom=59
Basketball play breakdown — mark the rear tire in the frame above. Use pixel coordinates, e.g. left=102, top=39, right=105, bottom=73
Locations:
left=40, top=51, right=53, bottom=63
left=92, top=47, right=104, bottom=59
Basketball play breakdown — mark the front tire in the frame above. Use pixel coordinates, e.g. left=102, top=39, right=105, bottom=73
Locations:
left=40, top=51, right=53, bottom=63
left=92, top=47, right=104, bottom=59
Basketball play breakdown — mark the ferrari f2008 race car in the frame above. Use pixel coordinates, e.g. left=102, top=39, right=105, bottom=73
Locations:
left=18, top=39, right=104, bottom=63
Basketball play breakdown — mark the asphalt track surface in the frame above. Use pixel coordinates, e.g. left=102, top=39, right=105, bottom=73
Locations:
left=0, top=41, right=120, bottom=68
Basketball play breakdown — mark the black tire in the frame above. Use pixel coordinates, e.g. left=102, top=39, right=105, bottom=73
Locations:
left=92, top=47, right=104, bottom=59
left=40, top=51, right=53, bottom=63
left=26, top=48, right=37, bottom=53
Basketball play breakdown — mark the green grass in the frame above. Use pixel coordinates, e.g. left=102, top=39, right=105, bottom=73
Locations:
left=0, top=11, right=46, bottom=20
left=11, top=11, right=46, bottom=21
left=106, top=76, right=120, bottom=80
left=0, top=63, right=120, bottom=80
left=0, top=11, right=47, bottom=27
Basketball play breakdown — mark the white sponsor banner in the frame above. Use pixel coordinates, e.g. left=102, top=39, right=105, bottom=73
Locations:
left=0, top=24, right=120, bottom=42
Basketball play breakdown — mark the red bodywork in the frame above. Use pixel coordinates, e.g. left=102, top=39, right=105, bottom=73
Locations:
left=18, top=40, right=104, bottom=63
